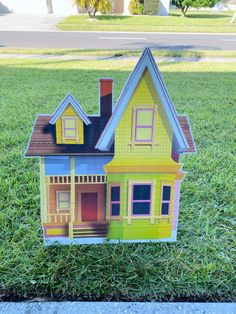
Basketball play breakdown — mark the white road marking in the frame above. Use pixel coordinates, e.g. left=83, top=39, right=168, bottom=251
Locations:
left=221, top=39, right=236, bottom=42
left=99, top=36, right=147, bottom=40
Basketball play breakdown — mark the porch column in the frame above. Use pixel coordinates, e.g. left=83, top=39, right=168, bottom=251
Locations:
left=40, top=157, right=47, bottom=223
left=69, top=156, right=75, bottom=239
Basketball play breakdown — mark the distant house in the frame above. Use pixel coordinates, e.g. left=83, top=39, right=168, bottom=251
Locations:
left=225, top=0, right=236, bottom=9
left=111, top=0, right=170, bottom=16
left=0, top=0, right=170, bottom=16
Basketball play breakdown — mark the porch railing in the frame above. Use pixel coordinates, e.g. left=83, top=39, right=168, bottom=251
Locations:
left=47, top=213, right=71, bottom=224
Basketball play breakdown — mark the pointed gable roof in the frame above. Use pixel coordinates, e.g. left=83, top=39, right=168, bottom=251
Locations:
left=50, top=94, right=91, bottom=125
left=95, top=48, right=189, bottom=154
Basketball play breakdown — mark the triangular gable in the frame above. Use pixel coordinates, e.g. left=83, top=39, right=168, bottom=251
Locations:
left=95, top=48, right=189, bottom=154
left=50, top=94, right=91, bottom=125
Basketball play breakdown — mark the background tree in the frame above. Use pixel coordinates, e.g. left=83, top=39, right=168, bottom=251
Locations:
left=143, top=0, right=159, bottom=15
left=172, top=0, right=218, bottom=16
left=129, top=0, right=144, bottom=14
left=73, top=0, right=112, bottom=18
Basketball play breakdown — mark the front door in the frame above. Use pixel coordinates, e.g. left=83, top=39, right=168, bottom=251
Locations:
left=81, top=193, right=98, bottom=222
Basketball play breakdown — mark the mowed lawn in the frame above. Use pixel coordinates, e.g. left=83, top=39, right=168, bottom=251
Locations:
left=0, top=56, right=235, bottom=301
left=57, top=10, right=236, bottom=33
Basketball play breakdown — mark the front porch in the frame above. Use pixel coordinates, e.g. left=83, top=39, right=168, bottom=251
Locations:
left=42, top=174, right=108, bottom=239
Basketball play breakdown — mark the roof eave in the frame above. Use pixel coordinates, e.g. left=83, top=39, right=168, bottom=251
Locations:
left=96, top=48, right=189, bottom=152
left=49, top=94, right=91, bottom=125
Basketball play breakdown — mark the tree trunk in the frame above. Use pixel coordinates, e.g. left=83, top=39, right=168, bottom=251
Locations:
left=92, top=9, right=97, bottom=17
left=181, top=5, right=188, bottom=17
left=183, top=6, right=189, bottom=16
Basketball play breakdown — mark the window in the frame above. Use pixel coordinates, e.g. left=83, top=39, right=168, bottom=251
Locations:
left=63, top=117, right=77, bottom=139
left=110, top=185, right=120, bottom=216
left=56, top=191, right=70, bottom=211
left=161, top=186, right=171, bottom=216
left=132, top=184, right=152, bottom=215
left=134, top=108, right=154, bottom=143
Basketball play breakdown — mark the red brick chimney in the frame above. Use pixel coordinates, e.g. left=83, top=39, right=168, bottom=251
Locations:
left=99, top=78, right=113, bottom=118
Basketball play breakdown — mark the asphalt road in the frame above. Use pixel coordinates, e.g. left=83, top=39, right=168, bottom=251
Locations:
left=1, top=31, right=236, bottom=50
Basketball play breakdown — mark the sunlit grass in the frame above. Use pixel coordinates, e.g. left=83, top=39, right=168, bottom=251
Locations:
left=57, top=10, right=236, bottom=33
left=0, top=56, right=235, bottom=301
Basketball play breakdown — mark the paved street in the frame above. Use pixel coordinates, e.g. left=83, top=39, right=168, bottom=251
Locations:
left=1, top=30, right=236, bottom=50
left=0, top=302, right=236, bottom=314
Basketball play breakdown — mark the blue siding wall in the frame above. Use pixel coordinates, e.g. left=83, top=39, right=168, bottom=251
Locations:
left=45, top=157, right=70, bottom=175
left=45, top=156, right=113, bottom=176
left=75, top=156, right=113, bottom=175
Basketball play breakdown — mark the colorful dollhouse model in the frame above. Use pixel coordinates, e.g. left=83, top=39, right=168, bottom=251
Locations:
left=25, top=48, right=196, bottom=245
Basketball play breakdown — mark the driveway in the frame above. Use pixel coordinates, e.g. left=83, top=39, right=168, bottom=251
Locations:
left=0, top=13, right=64, bottom=31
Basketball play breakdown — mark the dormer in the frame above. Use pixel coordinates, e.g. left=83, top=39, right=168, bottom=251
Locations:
left=50, top=94, right=91, bottom=145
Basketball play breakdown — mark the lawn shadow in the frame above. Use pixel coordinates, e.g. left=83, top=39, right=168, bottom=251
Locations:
left=125, top=42, right=222, bottom=52
left=185, top=13, right=231, bottom=19
left=96, top=14, right=131, bottom=21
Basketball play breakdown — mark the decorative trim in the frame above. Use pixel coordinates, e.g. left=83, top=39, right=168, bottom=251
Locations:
left=173, top=180, right=181, bottom=231
left=40, top=157, right=47, bottom=223
left=56, top=190, right=70, bottom=213
left=160, top=181, right=174, bottom=220
left=105, top=164, right=181, bottom=173
left=133, top=107, right=155, bottom=144
left=69, top=156, right=75, bottom=239
left=62, top=116, right=78, bottom=141
left=95, top=48, right=189, bottom=153
left=46, top=175, right=107, bottom=185
left=50, top=94, right=91, bottom=125
left=127, top=180, right=156, bottom=225
left=109, top=183, right=121, bottom=220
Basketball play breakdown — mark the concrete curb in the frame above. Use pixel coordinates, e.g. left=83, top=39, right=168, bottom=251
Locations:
left=0, top=302, right=235, bottom=314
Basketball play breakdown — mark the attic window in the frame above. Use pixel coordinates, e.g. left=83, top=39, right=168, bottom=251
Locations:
left=62, top=117, right=77, bottom=140
left=134, top=108, right=154, bottom=143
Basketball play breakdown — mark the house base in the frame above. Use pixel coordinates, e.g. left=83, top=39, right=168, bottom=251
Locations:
left=44, top=231, right=177, bottom=245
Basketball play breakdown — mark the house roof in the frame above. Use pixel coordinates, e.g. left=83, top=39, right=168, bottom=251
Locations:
left=25, top=114, right=194, bottom=157
left=49, top=94, right=91, bottom=125
left=25, top=115, right=114, bottom=157
left=178, top=116, right=196, bottom=153
left=95, top=48, right=189, bottom=154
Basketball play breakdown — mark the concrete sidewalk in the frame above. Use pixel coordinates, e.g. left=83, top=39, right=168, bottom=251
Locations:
left=0, top=302, right=235, bottom=314
left=0, top=13, right=64, bottom=31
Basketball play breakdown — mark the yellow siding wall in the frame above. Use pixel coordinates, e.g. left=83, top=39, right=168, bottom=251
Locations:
left=105, top=69, right=177, bottom=171
left=56, top=104, right=84, bottom=144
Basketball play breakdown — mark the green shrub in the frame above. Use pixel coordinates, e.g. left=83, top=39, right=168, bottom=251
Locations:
left=129, top=0, right=143, bottom=15
left=143, top=0, right=159, bottom=15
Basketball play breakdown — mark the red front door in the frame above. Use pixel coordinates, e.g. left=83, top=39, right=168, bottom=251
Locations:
left=81, top=193, right=98, bottom=222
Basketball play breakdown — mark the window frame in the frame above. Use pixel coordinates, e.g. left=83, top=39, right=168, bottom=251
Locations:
left=160, top=184, right=172, bottom=217
left=62, top=116, right=78, bottom=140
left=131, top=183, right=152, bottom=216
left=56, top=190, right=70, bottom=212
left=109, top=184, right=121, bottom=219
left=134, top=107, right=155, bottom=144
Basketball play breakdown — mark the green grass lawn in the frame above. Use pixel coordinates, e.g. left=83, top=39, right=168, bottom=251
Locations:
left=0, top=56, right=235, bottom=301
left=57, top=10, right=236, bottom=33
